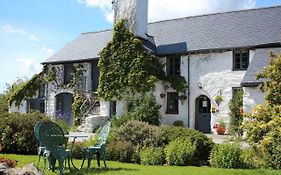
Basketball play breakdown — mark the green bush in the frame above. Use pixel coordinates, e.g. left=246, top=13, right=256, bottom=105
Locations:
left=0, top=112, right=50, bottom=154
left=106, top=120, right=165, bottom=163
left=106, top=140, right=135, bottom=163
left=129, top=96, right=161, bottom=126
left=241, top=146, right=264, bottom=169
left=259, top=131, right=281, bottom=169
left=111, top=113, right=132, bottom=128
left=160, top=125, right=214, bottom=166
left=140, top=147, right=164, bottom=165
left=54, top=119, right=70, bottom=134
left=116, top=120, right=165, bottom=147
left=210, top=142, right=243, bottom=169
left=69, top=141, right=86, bottom=159
left=173, top=120, right=184, bottom=127
left=165, top=138, right=196, bottom=166
left=70, top=135, right=98, bottom=160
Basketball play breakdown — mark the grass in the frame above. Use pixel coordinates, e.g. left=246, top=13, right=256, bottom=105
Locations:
left=1, top=154, right=280, bottom=175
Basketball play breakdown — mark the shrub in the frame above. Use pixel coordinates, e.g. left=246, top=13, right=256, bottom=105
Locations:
left=241, top=146, right=264, bottom=169
left=54, top=119, right=69, bottom=134
left=160, top=125, right=214, bottom=166
left=129, top=95, right=161, bottom=126
left=70, top=135, right=99, bottom=160
left=106, top=140, right=135, bottom=163
left=165, top=138, right=196, bottom=166
left=0, top=112, right=50, bottom=154
left=116, top=120, right=165, bottom=147
left=111, top=113, right=132, bottom=128
left=210, top=142, right=243, bottom=169
left=173, top=120, right=184, bottom=127
left=106, top=120, right=166, bottom=163
left=140, top=147, right=164, bottom=165
left=259, top=130, right=281, bottom=169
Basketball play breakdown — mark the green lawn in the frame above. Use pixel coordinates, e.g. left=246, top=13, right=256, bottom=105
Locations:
left=1, top=154, right=280, bottom=175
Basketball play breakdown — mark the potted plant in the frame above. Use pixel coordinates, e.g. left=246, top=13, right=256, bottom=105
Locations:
left=214, top=95, right=223, bottom=106
left=213, top=119, right=226, bottom=135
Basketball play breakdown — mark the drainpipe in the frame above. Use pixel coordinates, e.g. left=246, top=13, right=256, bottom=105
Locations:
left=187, top=54, right=191, bottom=127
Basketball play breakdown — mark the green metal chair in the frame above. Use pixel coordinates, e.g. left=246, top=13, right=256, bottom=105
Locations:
left=34, top=121, right=45, bottom=167
left=39, top=121, right=72, bottom=175
left=81, top=120, right=111, bottom=170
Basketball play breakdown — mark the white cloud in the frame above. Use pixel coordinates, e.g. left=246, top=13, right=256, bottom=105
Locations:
left=78, top=0, right=113, bottom=22
left=29, top=34, right=39, bottom=41
left=78, top=0, right=256, bottom=23
left=148, top=0, right=256, bottom=22
left=2, top=24, right=39, bottom=41
left=17, top=58, right=42, bottom=76
left=2, top=24, right=26, bottom=34
left=41, top=46, right=54, bottom=55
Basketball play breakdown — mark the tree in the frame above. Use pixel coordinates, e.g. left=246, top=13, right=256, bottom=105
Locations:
left=229, top=89, right=243, bottom=136
left=243, top=51, right=281, bottom=169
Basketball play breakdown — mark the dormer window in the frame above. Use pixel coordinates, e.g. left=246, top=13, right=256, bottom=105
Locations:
left=167, top=56, right=180, bottom=75
left=233, top=50, right=249, bottom=70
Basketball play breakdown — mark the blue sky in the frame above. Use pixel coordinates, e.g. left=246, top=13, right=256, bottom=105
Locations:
left=1, top=0, right=281, bottom=93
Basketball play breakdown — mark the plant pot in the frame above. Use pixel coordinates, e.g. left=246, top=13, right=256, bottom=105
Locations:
left=216, top=127, right=225, bottom=135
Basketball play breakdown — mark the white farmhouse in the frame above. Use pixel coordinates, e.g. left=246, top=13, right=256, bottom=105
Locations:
left=10, top=0, right=281, bottom=134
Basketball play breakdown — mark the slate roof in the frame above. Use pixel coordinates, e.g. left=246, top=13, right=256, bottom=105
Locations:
left=241, top=47, right=281, bottom=87
left=43, top=6, right=281, bottom=64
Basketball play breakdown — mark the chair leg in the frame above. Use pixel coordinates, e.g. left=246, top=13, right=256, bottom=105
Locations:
left=97, top=152, right=101, bottom=167
left=58, top=159, right=64, bottom=175
left=102, top=152, right=107, bottom=168
left=36, top=149, right=41, bottom=167
left=87, top=156, right=92, bottom=171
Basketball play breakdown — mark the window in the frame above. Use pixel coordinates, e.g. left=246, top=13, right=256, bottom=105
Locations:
left=110, top=101, right=117, bottom=117
left=64, top=64, right=74, bottom=85
left=39, top=100, right=45, bottom=113
left=27, top=99, right=45, bottom=113
left=232, top=87, right=243, bottom=99
left=233, top=50, right=249, bottom=70
left=38, top=84, right=45, bottom=98
left=166, top=92, right=179, bottom=114
left=167, top=56, right=180, bottom=75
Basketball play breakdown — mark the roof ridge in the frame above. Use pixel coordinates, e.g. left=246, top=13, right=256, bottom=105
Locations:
left=148, top=5, right=281, bottom=25
left=81, top=29, right=112, bottom=35
left=80, top=5, right=281, bottom=34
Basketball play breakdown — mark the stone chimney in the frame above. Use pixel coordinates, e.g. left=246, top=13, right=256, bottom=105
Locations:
left=113, top=0, right=148, bottom=39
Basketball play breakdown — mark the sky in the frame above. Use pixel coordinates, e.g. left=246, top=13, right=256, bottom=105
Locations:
left=1, top=0, right=281, bottom=93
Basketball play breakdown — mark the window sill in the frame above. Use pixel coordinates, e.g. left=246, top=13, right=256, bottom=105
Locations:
left=232, top=69, right=247, bottom=71
left=166, top=111, right=179, bottom=115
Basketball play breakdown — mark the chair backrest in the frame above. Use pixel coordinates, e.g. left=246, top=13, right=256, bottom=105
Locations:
left=34, top=121, right=44, bottom=142
left=39, top=121, right=67, bottom=151
left=98, top=121, right=111, bottom=145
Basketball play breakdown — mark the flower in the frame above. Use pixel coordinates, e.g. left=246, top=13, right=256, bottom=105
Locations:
left=213, top=119, right=226, bottom=129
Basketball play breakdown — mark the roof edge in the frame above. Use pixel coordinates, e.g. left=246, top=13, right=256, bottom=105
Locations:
left=149, top=5, right=281, bottom=25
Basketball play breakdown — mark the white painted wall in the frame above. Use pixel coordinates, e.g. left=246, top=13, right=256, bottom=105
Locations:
left=243, top=87, right=265, bottom=114
left=9, top=101, right=27, bottom=113
left=153, top=51, right=255, bottom=133
left=114, top=0, right=148, bottom=39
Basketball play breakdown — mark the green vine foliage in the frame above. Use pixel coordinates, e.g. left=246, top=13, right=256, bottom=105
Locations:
left=165, top=75, right=187, bottom=93
left=72, top=93, right=85, bottom=126
left=69, top=64, right=85, bottom=91
left=8, top=65, right=58, bottom=107
left=8, top=72, right=44, bottom=106
left=98, top=19, right=164, bottom=100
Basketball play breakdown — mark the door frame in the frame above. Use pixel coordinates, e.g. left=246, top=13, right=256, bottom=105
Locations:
left=195, top=95, right=211, bottom=133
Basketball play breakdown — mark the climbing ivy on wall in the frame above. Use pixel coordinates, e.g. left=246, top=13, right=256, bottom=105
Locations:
left=98, top=19, right=187, bottom=100
left=8, top=65, right=57, bottom=107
